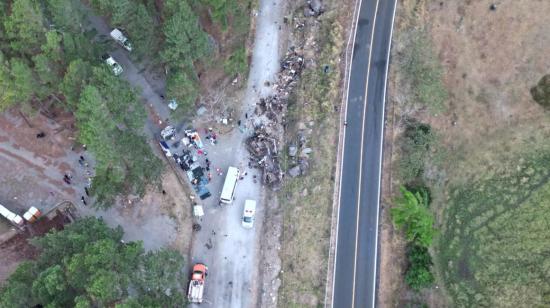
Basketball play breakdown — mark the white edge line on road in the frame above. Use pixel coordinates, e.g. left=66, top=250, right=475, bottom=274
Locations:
left=352, top=0, right=380, bottom=307
left=328, top=0, right=363, bottom=306
left=371, top=1, right=398, bottom=307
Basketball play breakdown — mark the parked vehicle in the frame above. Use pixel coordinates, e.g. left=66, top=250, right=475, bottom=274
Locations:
left=110, top=28, right=132, bottom=51
left=220, top=166, right=239, bottom=204
left=161, top=125, right=176, bottom=140
left=242, top=199, right=257, bottom=228
left=0, top=204, right=23, bottom=226
left=187, top=263, right=208, bottom=303
left=159, top=140, right=172, bottom=157
left=101, top=54, right=123, bottom=76
left=184, top=129, right=204, bottom=149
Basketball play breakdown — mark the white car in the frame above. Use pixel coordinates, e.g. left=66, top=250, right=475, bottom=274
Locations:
left=102, top=54, right=123, bottom=76
left=242, top=200, right=256, bottom=228
left=110, top=28, right=133, bottom=52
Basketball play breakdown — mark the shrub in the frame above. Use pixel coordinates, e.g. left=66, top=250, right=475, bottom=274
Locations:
left=391, top=186, right=436, bottom=247
left=399, top=120, right=436, bottom=183
left=405, top=244, right=435, bottom=291
left=530, top=74, right=550, bottom=108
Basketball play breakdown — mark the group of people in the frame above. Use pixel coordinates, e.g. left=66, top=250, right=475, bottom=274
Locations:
left=62, top=153, right=93, bottom=207
left=204, top=128, right=218, bottom=145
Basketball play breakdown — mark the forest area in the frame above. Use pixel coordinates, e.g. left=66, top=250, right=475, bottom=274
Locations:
left=0, top=0, right=253, bottom=306
left=0, top=0, right=251, bottom=207
left=0, top=218, right=186, bottom=307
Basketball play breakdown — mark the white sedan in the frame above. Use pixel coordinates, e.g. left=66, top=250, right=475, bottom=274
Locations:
left=242, top=200, right=256, bottom=228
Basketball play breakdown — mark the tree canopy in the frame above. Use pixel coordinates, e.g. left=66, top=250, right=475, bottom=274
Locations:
left=0, top=218, right=185, bottom=308
left=161, top=1, right=210, bottom=67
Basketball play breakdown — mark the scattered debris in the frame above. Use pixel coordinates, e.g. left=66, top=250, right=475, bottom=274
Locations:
left=288, top=166, right=301, bottom=178
left=245, top=50, right=305, bottom=188
left=288, top=145, right=298, bottom=157
left=168, top=99, right=178, bottom=110
left=304, top=0, right=324, bottom=17
left=197, top=106, right=208, bottom=116
left=301, top=147, right=312, bottom=155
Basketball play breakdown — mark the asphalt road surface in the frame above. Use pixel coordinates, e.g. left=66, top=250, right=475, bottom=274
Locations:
left=332, top=0, right=397, bottom=307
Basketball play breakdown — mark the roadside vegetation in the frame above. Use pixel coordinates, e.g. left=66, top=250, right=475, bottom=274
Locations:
left=386, top=1, right=550, bottom=307
left=391, top=186, right=436, bottom=291
left=278, top=4, right=345, bottom=306
left=401, top=28, right=447, bottom=113
left=0, top=217, right=185, bottom=307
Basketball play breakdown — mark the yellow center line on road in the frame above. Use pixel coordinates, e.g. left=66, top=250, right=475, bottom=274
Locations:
left=350, top=0, right=380, bottom=307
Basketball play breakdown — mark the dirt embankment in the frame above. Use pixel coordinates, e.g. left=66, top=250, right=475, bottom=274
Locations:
left=251, top=0, right=352, bottom=307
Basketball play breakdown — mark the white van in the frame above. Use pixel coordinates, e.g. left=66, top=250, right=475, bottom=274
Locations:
left=220, top=167, right=239, bottom=204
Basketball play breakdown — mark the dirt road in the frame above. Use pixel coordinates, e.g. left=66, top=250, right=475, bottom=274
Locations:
left=189, top=1, right=286, bottom=307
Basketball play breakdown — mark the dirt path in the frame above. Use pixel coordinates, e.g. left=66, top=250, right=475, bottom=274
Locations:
left=189, top=1, right=286, bottom=307
left=80, top=4, right=169, bottom=137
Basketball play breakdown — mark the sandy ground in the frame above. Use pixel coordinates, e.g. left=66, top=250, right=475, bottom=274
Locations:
left=0, top=108, right=192, bottom=271
left=188, top=1, right=286, bottom=307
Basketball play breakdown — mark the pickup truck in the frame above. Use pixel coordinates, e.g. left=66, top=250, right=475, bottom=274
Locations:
left=188, top=263, right=208, bottom=303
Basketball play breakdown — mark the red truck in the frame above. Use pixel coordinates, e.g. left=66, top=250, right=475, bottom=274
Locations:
left=187, top=263, right=208, bottom=303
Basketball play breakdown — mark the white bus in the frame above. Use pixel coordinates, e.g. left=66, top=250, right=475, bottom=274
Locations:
left=220, top=167, right=240, bottom=204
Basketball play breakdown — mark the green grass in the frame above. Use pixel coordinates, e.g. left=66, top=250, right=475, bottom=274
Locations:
left=400, top=28, right=448, bottom=113
left=437, top=143, right=550, bottom=307
left=223, top=46, right=247, bottom=78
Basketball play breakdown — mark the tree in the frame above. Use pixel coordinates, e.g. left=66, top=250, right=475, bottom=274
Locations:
left=161, top=1, right=210, bottom=67
left=0, top=218, right=186, bottom=308
left=126, top=4, right=158, bottom=58
left=202, top=0, right=232, bottom=28
left=45, top=0, right=85, bottom=33
left=391, top=186, right=436, bottom=247
left=3, top=0, right=47, bottom=55
left=61, top=59, right=92, bottom=109
left=531, top=74, right=550, bottom=108
left=166, top=68, right=199, bottom=113
left=0, top=52, right=18, bottom=110
left=10, top=58, right=38, bottom=104
left=33, top=31, right=65, bottom=91
left=0, top=262, right=36, bottom=307
left=133, top=249, right=185, bottom=306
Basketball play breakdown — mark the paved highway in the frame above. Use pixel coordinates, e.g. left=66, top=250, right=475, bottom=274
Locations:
left=332, top=0, right=397, bottom=307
